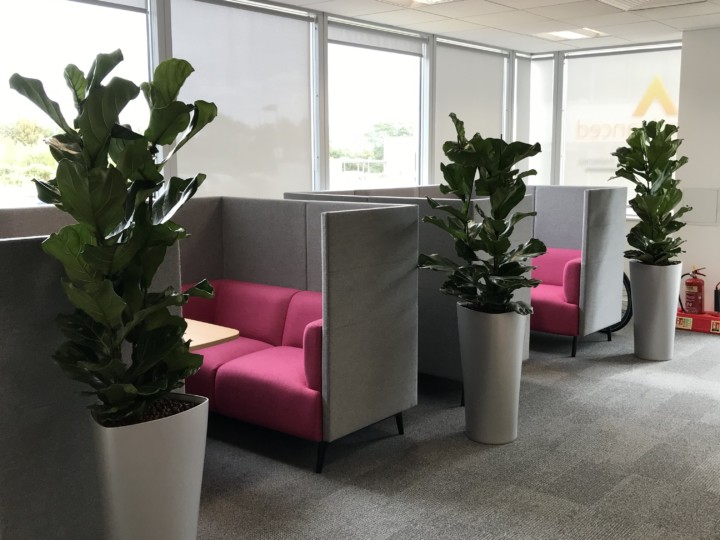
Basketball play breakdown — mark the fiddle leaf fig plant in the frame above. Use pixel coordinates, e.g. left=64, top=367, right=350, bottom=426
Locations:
left=419, top=113, right=547, bottom=314
left=612, top=119, right=691, bottom=266
left=9, top=50, right=217, bottom=426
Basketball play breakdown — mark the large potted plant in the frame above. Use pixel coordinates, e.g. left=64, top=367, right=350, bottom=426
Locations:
left=419, top=113, right=546, bottom=444
left=612, top=119, right=690, bottom=361
left=9, top=50, right=217, bottom=539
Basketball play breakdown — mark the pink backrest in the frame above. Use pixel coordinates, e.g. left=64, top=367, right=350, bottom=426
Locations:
left=532, top=248, right=582, bottom=287
left=212, top=279, right=298, bottom=346
left=183, top=288, right=216, bottom=324
left=282, top=291, right=323, bottom=347
left=303, top=319, right=323, bottom=391
left=563, top=258, right=582, bottom=305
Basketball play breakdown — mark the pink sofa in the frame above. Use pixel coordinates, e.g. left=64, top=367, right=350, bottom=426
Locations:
left=530, top=248, right=584, bottom=356
left=183, top=279, right=324, bottom=442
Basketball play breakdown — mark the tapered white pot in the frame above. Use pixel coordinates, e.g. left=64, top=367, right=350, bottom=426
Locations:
left=93, top=393, right=209, bottom=540
left=457, top=304, right=525, bottom=444
left=629, top=261, right=682, bottom=361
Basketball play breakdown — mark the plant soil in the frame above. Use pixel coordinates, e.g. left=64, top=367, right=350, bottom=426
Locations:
left=104, top=398, right=199, bottom=427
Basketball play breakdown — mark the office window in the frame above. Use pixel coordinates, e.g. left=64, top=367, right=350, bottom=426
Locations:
left=515, top=56, right=554, bottom=185
left=561, top=48, right=681, bottom=189
left=0, top=0, right=149, bottom=208
left=434, top=42, right=506, bottom=183
left=328, top=24, right=423, bottom=190
left=172, top=0, right=314, bottom=198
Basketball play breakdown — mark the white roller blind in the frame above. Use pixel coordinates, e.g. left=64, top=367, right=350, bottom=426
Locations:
left=172, top=0, right=314, bottom=198
left=433, top=43, right=506, bottom=183
left=328, top=20, right=424, bottom=56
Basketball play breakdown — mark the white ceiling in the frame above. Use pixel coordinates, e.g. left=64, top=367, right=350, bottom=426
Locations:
left=286, top=0, right=720, bottom=52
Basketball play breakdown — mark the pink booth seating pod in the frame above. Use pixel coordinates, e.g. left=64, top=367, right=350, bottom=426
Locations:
left=176, top=197, right=419, bottom=472
left=527, top=186, right=627, bottom=356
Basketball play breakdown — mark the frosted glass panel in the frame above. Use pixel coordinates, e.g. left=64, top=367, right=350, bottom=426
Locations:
left=0, top=0, right=149, bottom=208
left=434, top=44, right=505, bottom=184
left=172, top=0, right=313, bottom=198
left=562, top=49, right=681, bottom=189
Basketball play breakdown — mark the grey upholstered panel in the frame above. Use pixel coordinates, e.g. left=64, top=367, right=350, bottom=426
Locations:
left=0, top=205, right=73, bottom=238
left=417, top=185, right=446, bottom=199
left=376, top=196, right=464, bottom=380
left=305, top=200, right=390, bottom=293
left=356, top=187, right=420, bottom=197
left=579, top=188, right=627, bottom=335
left=533, top=186, right=587, bottom=249
left=284, top=192, right=370, bottom=203
left=221, top=197, right=308, bottom=289
left=0, top=237, right=103, bottom=539
left=322, top=205, right=418, bottom=441
left=175, top=197, right=224, bottom=285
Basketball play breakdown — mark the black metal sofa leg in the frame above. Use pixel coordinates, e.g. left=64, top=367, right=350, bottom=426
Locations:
left=571, top=336, right=578, bottom=358
left=316, top=441, right=329, bottom=474
left=395, top=412, right=404, bottom=435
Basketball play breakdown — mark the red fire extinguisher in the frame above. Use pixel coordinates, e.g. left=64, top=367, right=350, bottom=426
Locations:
left=683, top=267, right=706, bottom=314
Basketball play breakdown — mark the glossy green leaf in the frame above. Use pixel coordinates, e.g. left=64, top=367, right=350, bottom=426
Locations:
left=86, top=49, right=124, bottom=90
left=151, top=174, right=205, bottom=225
left=42, top=224, right=101, bottom=284
left=163, top=100, right=218, bottom=164
left=61, top=279, right=127, bottom=328
left=77, top=76, right=140, bottom=167
left=9, top=74, right=79, bottom=141
left=144, top=101, right=192, bottom=146
left=64, top=64, right=87, bottom=114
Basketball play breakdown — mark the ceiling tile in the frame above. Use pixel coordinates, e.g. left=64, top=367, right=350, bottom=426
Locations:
left=490, top=0, right=584, bottom=9
left=403, top=18, right=486, bottom=31
left=465, top=10, right=552, bottom=26
left=441, top=26, right=575, bottom=51
left=414, top=0, right=513, bottom=18
left=358, top=8, right=448, bottom=24
left=504, top=20, right=580, bottom=32
left=640, top=2, right=720, bottom=20
left=563, top=35, right=632, bottom=47
left=663, top=12, right=720, bottom=28
left=565, top=12, right=647, bottom=27
left=308, top=0, right=400, bottom=16
left=594, top=19, right=679, bottom=36
left=528, top=0, right=621, bottom=20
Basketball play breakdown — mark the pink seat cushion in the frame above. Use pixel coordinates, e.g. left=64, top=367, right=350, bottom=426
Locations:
left=532, top=248, right=582, bottom=286
left=531, top=284, right=579, bottom=336
left=215, top=347, right=323, bottom=441
left=282, top=291, right=323, bottom=347
left=185, top=337, right=273, bottom=409
left=213, top=280, right=298, bottom=346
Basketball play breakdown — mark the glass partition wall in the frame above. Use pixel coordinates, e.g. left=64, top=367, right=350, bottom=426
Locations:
left=0, top=0, right=683, bottom=206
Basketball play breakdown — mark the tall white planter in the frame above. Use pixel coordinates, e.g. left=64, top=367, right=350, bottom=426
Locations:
left=93, top=393, right=209, bottom=540
left=629, top=260, right=682, bottom=361
left=457, top=305, right=525, bottom=444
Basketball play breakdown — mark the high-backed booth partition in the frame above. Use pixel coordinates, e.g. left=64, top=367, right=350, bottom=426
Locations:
left=0, top=196, right=418, bottom=532
left=286, top=183, right=627, bottom=371
left=0, top=229, right=181, bottom=539
left=286, top=187, right=534, bottom=381
left=177, top=197, right=420, bottom=446
left=527, top=185, right=627, bottom=340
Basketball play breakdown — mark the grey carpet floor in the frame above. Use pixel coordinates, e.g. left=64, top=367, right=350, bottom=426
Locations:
left=198, top=325, right=720, bottom=539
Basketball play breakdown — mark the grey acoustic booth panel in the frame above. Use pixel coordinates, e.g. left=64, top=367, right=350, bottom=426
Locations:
left=175, top=197, right=224, bottom=285
left=221, top=197, right=308, bottom=290
left=0, top=237, right=103, bottom=539
left=305, top=200, right=389, bottom=292
left=0, top=204, right=73, bottom=239
left=533, top=186, right=587, bottom=250
left=579, top=187, right=627, bottom=335
left=322, top=205, right=419, bottom=442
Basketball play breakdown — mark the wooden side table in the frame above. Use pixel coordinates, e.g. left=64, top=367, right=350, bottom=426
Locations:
left=185, top=319, right=239, bottom=351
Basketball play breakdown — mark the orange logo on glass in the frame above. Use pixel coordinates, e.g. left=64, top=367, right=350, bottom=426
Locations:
left=633, top=76, right=678, bottom=117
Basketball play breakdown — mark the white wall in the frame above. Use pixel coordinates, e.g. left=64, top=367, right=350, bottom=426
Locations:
left=677, top=28, right=720, bottom=310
